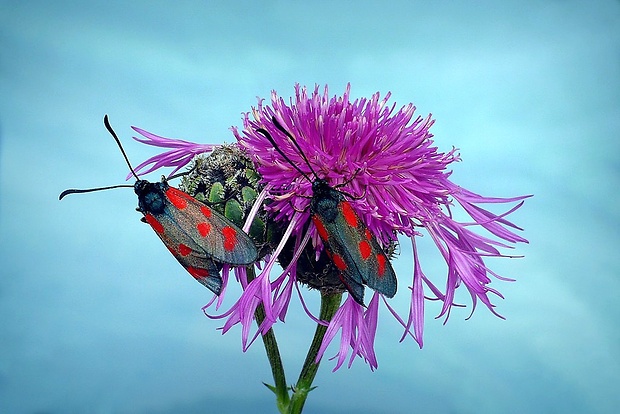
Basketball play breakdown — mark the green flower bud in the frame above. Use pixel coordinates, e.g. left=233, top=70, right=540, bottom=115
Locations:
left=178, top=144, right=281, bottom=258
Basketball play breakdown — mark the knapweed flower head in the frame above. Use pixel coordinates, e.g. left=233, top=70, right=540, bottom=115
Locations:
left=132, top=84, right=529, bottom=371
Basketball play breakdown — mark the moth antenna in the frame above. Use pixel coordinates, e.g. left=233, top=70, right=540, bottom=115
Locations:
left=103, top=114, right=140, bottom=181
left=59, top=115, right=138, bottom=201
left=256, top=127, right=313, bottom=184
left=59, top=184, right=134, bottom=200
left=167, top=164, right=197, bottom=181
left=334, top=167, right=362, bottom=189
left=271, top=116, right=319, bottom=179
left=333, top=167, right=364, bottom=199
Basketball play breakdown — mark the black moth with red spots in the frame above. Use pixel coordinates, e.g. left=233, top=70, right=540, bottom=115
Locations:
left=60, top=115, right=258, bottom=295
left=257, top=117, right=397, bottom=305
left=134, top=178, right=257, bottom=294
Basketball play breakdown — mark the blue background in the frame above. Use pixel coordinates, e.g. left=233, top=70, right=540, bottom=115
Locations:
left=1, top=1, right=618, bottom=413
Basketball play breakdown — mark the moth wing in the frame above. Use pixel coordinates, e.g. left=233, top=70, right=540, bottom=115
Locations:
left=181, top=257, right=223, bottom=295
left=143, top=211, right=223, bottom=295
left=315, top=201, right=397, bottom=303
left=338, top=271, right=366, bottom=305
left=164, top=187, right=258, bottom=265
left=348, top=225, right=397, bottom=298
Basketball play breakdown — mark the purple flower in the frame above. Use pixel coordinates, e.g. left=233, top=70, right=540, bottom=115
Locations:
left=318, top=293, right=380, bottom=371
left=232, top=84, right=529, bottom=366
left=131, top=84, right=529, bottom=370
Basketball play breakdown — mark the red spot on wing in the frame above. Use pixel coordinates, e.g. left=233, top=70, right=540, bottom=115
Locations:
left=376, top=254, right=386, bottom=277
left=364, top=228, right=372, bottom=240
left=312, top=216, right=329, bottom=241
left=145, top=214, right=164, bottom=234
left=187, top=266, right=209, bottom=280
left=340, top=202, right=358, bottom=227
left=200, top=206, right=212, bottom=218
left=221, top=226, right=237, bottom=251
left=166, top=188, right=189, bottom=209
left=197, top=222, right=211, bottom=237
left=332, top=253, right=348, bottom=271
left=359, top=240, right=372, bottom=260
left=178, top=243, right=192, bottom=257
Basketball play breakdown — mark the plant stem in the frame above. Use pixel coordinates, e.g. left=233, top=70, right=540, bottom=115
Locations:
left=288, top=291, right=342, bottom=414
left=247, top=266, right=290, bottom=413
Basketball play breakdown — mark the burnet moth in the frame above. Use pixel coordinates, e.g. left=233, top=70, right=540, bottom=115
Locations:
left=256, top=117, right=397, bottom=305
left=60, top=115, right=258, bottom=295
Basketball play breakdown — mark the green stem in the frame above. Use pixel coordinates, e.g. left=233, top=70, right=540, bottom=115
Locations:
left=288, top=291, right=343, bottom=414
left=247, top=266, right=290, bottom=413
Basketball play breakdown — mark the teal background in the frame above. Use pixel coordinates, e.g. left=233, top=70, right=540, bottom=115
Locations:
left=1, top=1, right=618, bottom=413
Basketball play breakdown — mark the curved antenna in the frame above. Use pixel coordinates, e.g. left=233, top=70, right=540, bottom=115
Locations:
left=270, top=116, right=319, bottom=179
left=59, top=115, right=137, bottom=201
left=167, top=164, right=197, bottom=181
left=59, top=185, right=134, bottom=200
left=256, top=127, right=314, bottom=184
left=103, top=114, right=139, bottom=181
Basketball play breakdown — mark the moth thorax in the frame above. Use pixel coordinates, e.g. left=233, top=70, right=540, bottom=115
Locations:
left=311, top=196, right=339, bottom=222
left=136, top=180, right=167, bottom=214
left=311, top=179, right=331, bottom=195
